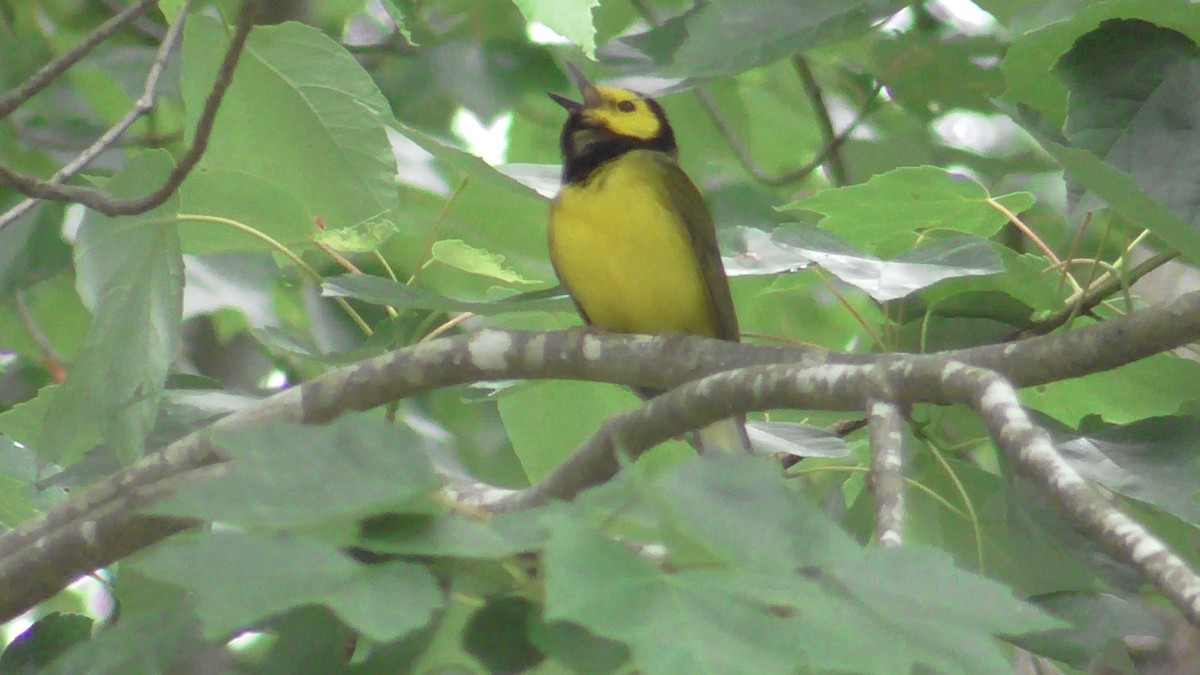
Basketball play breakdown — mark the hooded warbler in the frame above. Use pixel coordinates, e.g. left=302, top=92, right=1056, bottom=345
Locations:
left=547, top=63, right=751, bottom=454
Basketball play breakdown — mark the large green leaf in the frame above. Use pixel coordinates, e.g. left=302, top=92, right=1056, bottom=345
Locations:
left=780, top=166, right=1035, bottom=249
left=512, top=0, right=600, bottom=58
left=544, top=457, right=1061, bottom=674
left=0, top=203, right=70, bottom=298
left=1016, top=592, right=1158, bottom=669
left=0, top=612, right=92, bottom=673
left=497, top=380, right=692, bottom=483
left=41, top=604, right=204, bottom=675
left=601, top=0, right=909, bottom=78
left=1000, top=0, right=1200, bottom=125
left=39, top=151, right=183, bottom=466
left=1049, top=415, right=1200, bottom=526
left=1024, top=350, right=1200, bottom=425
left=771, top=226, right=1004, bottom=303
left=358, top=510, right=544, bottom=559
left=1015, top=116, right=1200, bottom=267
left=132, top=531, right=443, bottom=642
left=179, top=17, right=398, bottom=251
left=150, top=413, right=441, bottom=531
left=323, top=274, right=570, bottom=314
left=1055, top=18, right=1200, bottom=262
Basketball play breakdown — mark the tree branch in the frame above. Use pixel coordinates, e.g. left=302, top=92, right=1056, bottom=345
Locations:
left=867, top=397, right=905, bottom=547
left=693, top=84, right=882, bottom=188
left=0, top=0, right=258, bottom=227
left=791, top=55, right=848, bottom=187
left=5, top=288, right=1200, bottom=623
left=1017, top=249, right=1181, bottom=338
left=0, top=0, right=158, bottom=119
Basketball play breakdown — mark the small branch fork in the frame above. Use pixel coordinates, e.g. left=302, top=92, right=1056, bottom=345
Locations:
left=0, top=0, right=259, bottom=230
left=6, top=288, right=1200, bottom=625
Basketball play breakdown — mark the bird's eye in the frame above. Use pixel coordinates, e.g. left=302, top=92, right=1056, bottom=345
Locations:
left=617, top=100, right=636, bottom=113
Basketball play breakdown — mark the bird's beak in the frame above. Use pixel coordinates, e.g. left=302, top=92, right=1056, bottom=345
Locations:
left=548, top=62, right=603, bottom=111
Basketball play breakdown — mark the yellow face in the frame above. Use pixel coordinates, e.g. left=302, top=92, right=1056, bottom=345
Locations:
left=580, top=87, right=663, bottom=141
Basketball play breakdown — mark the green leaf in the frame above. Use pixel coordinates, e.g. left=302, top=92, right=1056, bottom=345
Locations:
left=1015, top=592, right=1160, bottom=668
left=1024, top=350, right=1200, bottom=425
left=132, top=531, right=443, bottom=642
left=0, top=386, right=59, bottom=455
left=1050, top=415, right=1200, bottom=526
left=497, top=381, right=692, bottom=483
left=797, top=548, right=1064, bottom=674
left=512, top=0, right=599, bottom=59
left=1017, top=129, right=1200, bottom=267
left=178, top=168, right=314, bottom=253
left=655, top=457, right=862, bottom=570
left=780, top=166, right=1035, bottom=249
left=1000, top=0, right=1200, bottom=125
left=1055, top=18, right=1200, bottom=260
left=150, top=413, right=441, bottom=531
left=0, top=203, right=70, bottom=298
left=323, top=274, right=571, bottom=314
left=430, top=239, right=537, bottom=285
left=357, top=511, right=545, bottom=559
left=603, top=0, right=909, bottom=77
left=0, top=473, right=39, bottom=528
left=462, top=595, right=544, bottom=673
left=41, top=604, right=204, bottom=675
left=378, top=0, right=419, bottom=45
left=545, top=457, right=1062, bottom=674
left=771, top=226, right=1004, bottom=302
left=254, top=606, right=357, bottom=675
left=543, top=520, right=806, bottom=675
left=0, top=612, right=93, bottom=673
left=314, top=217, right=398, bottom=253
left=529, top=620, right=630, bottom=675
left=40, top=151, right=183, bottom=466
left=181, top=18, right=398, bottom=239
left=42, top=600, right=204, bottom=672
left=393, top=121, right=546, bottom=200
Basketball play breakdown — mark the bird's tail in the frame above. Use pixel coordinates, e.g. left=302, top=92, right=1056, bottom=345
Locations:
left=692, top=415, right=753, bottom=454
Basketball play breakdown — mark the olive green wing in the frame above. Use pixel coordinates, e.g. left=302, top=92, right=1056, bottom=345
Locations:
left=635, top=150, right=740, bottom=343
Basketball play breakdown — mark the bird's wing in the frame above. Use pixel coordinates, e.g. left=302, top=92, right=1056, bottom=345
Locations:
left=635, top=150, right=740, bottom=343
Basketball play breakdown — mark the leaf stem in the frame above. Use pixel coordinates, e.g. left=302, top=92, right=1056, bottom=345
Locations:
left=173, top=213, right=373, bottom=335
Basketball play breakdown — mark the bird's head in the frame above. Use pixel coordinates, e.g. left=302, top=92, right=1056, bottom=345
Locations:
left=549, top=63, right=677, bottom=183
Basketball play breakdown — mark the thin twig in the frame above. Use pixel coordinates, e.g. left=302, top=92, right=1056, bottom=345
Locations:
left=792, top=56, right=848, bottom=187
left=0, top=0, right=258, bottom=226
left=626, top=0, right=881, bottom=188
left=986, top=197, right=1066, bottom=273
left=693, top=85, right=883, bottom=187
left=0, top=0, right=158, bottom=119
left=1016, top=249, right=1180, bottom=338
left=407, top=178, right=470, bottom=286
left=14, top=291, right=67, bottom=383
left=99, top=0, right=166, bottom=41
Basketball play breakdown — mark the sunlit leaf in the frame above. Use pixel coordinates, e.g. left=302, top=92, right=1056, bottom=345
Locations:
left=323, top=274, right=571, bottom=314
left=431, top=239, right=537, bottom=285
left=771, top=226, right=1003, bottom=302
left=780, top=166, right=1035, bottom=249
left=513, top=0, right=600, bottom=59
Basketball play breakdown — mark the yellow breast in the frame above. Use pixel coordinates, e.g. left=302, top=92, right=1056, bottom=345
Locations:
left=548, top=153, right=719, bottom=337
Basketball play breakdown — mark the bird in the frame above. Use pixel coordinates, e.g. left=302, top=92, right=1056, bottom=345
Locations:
left=546, top=62, right=752, bottom=454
